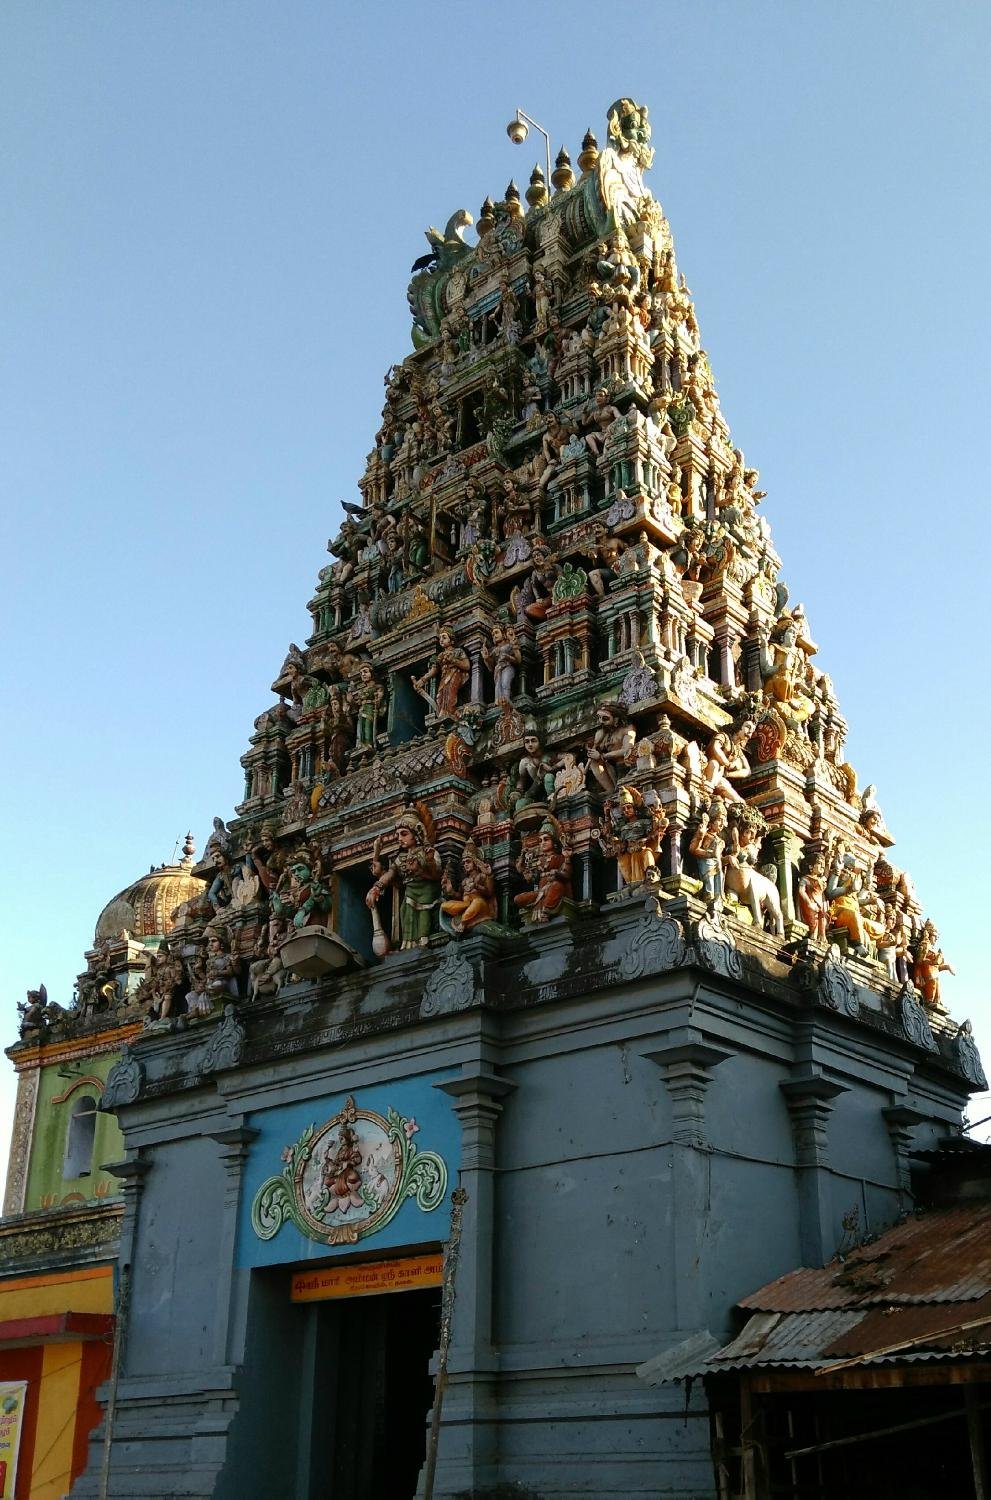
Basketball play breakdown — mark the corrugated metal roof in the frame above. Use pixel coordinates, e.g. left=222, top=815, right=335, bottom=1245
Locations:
left=912, top=1138, right=991, bottom=1160
left=646, top=1306, right=991, bottom=1380
left=639, top=1201, right=991, bottom=1385
left=636, top=1331, right=722, bottom=1386
left=819, top=1295, right=991, bottom=1359
left=712, top=1311, right=864, bottom=1370
left=739, top=1203, right=991, bottom=1312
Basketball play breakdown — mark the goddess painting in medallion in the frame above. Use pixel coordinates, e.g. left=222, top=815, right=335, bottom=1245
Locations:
left=251, top=1095, right=448, bottom=1247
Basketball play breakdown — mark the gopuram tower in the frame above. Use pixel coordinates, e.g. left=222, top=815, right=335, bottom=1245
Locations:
left=46, top=100, right=984, bottom=1499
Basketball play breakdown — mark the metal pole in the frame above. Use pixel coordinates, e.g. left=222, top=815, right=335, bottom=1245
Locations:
left=514, top=110, right=552, bottom=194
left=422, top=1186, right=468, bottom=1500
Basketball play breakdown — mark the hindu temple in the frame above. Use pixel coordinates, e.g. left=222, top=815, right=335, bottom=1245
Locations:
left=5, top=98, right=986, bottom=1499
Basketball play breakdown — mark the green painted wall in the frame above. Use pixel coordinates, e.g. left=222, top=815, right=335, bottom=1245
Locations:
left=24, top=1055, right=125, bottom=1211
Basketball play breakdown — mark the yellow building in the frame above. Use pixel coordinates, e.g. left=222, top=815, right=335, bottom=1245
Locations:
left=2, top=851, right=203, bottom=1499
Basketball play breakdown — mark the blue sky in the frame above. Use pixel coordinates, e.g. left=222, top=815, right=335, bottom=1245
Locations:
left=2, top=0, right=990, bottom=1163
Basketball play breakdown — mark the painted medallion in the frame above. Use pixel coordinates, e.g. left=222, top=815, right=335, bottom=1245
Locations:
left=250, top=1095, right=448, bottom=1247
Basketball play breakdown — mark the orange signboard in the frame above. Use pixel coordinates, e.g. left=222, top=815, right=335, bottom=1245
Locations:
left=290, top=1253, right=443, bottom=1303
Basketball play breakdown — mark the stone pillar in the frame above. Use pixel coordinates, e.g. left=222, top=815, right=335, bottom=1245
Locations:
left=208, top=1126, right=259, bottom=1365
left=701, top=583, right=747, bottom=691
left=427, top=1067, right=516, bottom=1495
left=461, top=626, right=487, bottom=706
left=666, top=817, right=685, bottom=881
left=780, top=1077, right=848, bottom=1265
left=106, top=1152, right=152, bottom=1274
left=767, top=825, right=802, bottom=928
left=882, top=1104, right=925, bottom=1214
left=92, top=1155, right=151, bottom=1498
left=646, top=1033, right=731, bottom=1333
left=741, top=616, right=764, bottom=694
left=673, top=432, right=710, bottom=520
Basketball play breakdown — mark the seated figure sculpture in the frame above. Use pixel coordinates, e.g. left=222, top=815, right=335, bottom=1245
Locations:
left=514, top=819, right=572, bottom=924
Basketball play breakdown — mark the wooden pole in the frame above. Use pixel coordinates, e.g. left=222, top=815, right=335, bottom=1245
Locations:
left=967, top=1387, right=988, bottom=1500
left=785, top=1397, right=991, bottom=1461
left=739, top=1377, right=759, bottom=1500
left=422, top=1186, right=468, bottom=1500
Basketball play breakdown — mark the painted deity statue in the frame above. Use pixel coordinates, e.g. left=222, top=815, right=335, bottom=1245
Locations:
left=482, top=623, right=521, bottom=704
left=826, top=852, right=885, bottom=957
left=595, top=232, right=641, bottom=304
left=532, top=266, right=553, bottom=332
left=597, top=785, right=668, bottom=887
left=500, top=473, right=538, bottom=544
left=690, top=801, right=728, bottom=904
left=348, top=663, right=386, bottom=750
left=584, top=530, right=627, bottom=598
left=538, top=411, right=573, bottom=493
left=722, top=804, right=784, bottom=935
left=186, top=928, right=240, bottom=1018
left=760, top=613, right=816, bottom=726
left=414, top=626, right=470, bottom=719
left=320, top=1122, right=364, bottom=1214
left=585, top=702, right=637, bottom=793
left=271, top=856, right=333, bottom=931
left=583, top=387, right=624, bottom=458
left=511, top=543, right=558, bottom=625
left=913, top=920, right=954, bottom=1007
left=510, top=730, right=556, bottom=812
left=701, top=718, right=755, bottom=803
left=515, top=819, right=572, bottom=923
left=323, top=684, right=355, bottom=774
left=797, top=850, right=829, bottom=943
left=139, top=945, right=186, bottom=1025
left=877, top=905, right=912, bottom=987
left=596, top=98, right=654, bottom=227
left=366, top=809, right=442, bottom=950
left=440, top=841, right=498, bottom=933
left=248, top=931, right=287, bottom=1003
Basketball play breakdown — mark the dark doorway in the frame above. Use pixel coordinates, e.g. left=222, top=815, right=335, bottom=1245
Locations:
left=307, top=1286, right=440, bottom=1500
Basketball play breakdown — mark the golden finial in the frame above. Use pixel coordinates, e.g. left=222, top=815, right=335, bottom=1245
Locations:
left=578, top=128, right=599, bottom=176
left=526, top=164, right=549, bottom=209
left=477, top=195, right=496, bottom=237
left=504, top=181, right=524, bottom=221
left=552, top=147, right=575, bottom=194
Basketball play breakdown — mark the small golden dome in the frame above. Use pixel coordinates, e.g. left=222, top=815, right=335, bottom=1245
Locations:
left=94, top=862, right=206, bottom=942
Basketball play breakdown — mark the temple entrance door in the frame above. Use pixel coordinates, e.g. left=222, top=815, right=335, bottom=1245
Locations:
left=306, top=1285, right=441, bottom=1500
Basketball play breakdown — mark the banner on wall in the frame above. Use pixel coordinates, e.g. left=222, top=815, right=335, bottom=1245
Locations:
left=291, top=1252, right=444, bottom=1302
left=0, top=1381, right=27, bottom=1500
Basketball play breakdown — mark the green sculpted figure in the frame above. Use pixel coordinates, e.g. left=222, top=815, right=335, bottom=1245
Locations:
left=366, top=808, right=442, bottom=951
left=271, top=856, right=333, bottom=930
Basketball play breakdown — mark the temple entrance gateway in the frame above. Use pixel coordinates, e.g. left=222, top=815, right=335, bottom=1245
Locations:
left=304, top=1285, right=441, bottom=1500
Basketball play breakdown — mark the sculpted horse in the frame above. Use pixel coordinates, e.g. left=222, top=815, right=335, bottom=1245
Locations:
left=723, top=850, right=785, bottom=936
